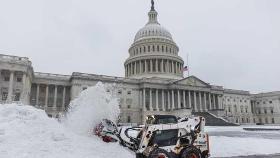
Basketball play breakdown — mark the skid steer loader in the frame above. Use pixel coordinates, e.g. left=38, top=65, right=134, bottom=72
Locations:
left=94, top=115, right=210, bottom=158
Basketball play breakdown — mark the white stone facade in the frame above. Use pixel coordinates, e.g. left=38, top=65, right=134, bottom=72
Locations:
left=0, top=2, right=279, bottom=125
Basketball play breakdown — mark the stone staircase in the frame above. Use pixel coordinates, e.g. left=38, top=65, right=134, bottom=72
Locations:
left=193, top=112, right=238, bottom=126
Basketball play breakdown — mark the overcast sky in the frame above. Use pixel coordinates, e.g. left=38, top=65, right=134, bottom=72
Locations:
left=0, top=0, right=279, bottom=93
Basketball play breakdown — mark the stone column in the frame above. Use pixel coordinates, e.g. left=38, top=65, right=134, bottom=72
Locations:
left=155, top=59, right=158, bottom=72
left=145, top=60, right=147, bottom=73
left=156, top=89, right=159, bottom=111
left=188, top=91, right=191, bottom=109
left=134, top=62, right=137, bottom=74
left=208, top=93, right=211, bottom=110
left=213, top=94, right=216, bottom=110
left=161, top=90, right=165, bottom=111
left=171, top=90, right=175, bottom=110
left=199, top=92, right=202, bottom=112
left=20, top=73, right=27, bottom=103
left=150, top=60, right=153, bottom=72
left=217, top=95, right=221, bottom=109
left=204, top=92, right=207, bottom=112
left=53, top=85, right=57, bottom=108
left=45, top=85, right=49, bottom=107
left=36, top=84, right=40, bottom=106
left=62, top=86, right=66, bottom=109
left=177, top=90, right=181, bottom=109
left=167, top=91, right=171, bottom=110
left=165, top=60, right=169, bottom=73
left=7, top=71, right=14, bottom=102
left=161, top=59, right=164, bottom=72
left=183, top=90, right=186, bottom=109
left=143, top=89, right=146, bottom=111
left=139, top=61, right=142, bottom=73
left=149, top=89, right=153, bottom=111
left=194, top=91, right=197, bottom=111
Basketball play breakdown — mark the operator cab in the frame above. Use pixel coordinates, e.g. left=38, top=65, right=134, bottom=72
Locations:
left=145, top=115, right=178, bottom=125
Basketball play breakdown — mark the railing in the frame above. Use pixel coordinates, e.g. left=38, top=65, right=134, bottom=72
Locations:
left=35, top=72, right=70, bottom=79
left=0, top=54, right=32, bottom=65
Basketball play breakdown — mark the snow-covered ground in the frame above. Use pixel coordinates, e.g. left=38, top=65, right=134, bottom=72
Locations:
left=0, top=82, right=280, bottom=158
left=206, top=126, right=280, bottom=157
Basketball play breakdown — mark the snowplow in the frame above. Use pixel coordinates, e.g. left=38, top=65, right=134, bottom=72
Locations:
left=94, top=115, right=210, bottom=158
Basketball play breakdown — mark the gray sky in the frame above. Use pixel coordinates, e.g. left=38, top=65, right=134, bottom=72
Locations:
left=0, top=0, right=279, bottom=93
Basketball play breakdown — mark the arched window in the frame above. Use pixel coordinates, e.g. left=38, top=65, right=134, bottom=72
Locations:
left=166, top=46, right=168, bottom=52
left=148, top=46, right=150, bottom=52
left=157, top=45, right=159, bottom=52
left=162, top=46, right=164, bottom=52
left=144, top=46, right=146, bottom=52
left=152, top=45, right=155, bottom=52
left=139, top=47, right=142, bottom=53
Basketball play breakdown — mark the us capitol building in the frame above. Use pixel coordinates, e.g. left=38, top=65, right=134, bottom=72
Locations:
left=0, top=1, right=279, bottom=125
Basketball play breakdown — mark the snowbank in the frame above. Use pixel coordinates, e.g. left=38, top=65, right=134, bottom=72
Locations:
left=0, top=82, right=133, bottom=158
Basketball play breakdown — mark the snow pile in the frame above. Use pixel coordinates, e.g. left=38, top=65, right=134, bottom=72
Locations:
left=0, top=82, right=132, bottom=158
left=63, top=82, right=120, bottom=135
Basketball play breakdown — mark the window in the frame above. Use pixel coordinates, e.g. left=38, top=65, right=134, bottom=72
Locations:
left=258, top=109, right=261, bottom=114
left=242, top=118, right=244, bottom=123
left=106, top=89, right=110, bottom=92
left=271, top=109, right=274, bottom=114
left=127, top=105, right=131, bottom=109
left=269, top=101, right=273, bottom=104
left=257, top=102, right=259, bottom=105
left=265, top=118, right=268, bottom=124
left=245, top=108, right=248, bottom=113
left=236, top=119, right=239, bottom=123
left=228, top=107, right=231, bottom=112
left=16, top=77, right=22, bottom=82
left=247, top=118, right=249, bottom=123
left=263, top=101, right=266, bottom=104
left=118, top=90, right=122, bottom=94
left=127, top=91, right=131, bottom=95
left=2, top=92, right=8, bottom=101
left=264, top=109, right=267, bottom=114
left=14, top=92, right=20, bottom=101
left=82, top=87, right=87, bottom=90
left=253, top=118, right=256, bottom=123
left=127, top=116, right=131, bottom=123
left=272, top=118, right=275, bottom=124
left=4, top=77, right=9, bottom=81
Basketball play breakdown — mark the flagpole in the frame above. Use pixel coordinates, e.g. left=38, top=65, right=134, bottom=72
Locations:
left=187, top=52, right=190, bottom=77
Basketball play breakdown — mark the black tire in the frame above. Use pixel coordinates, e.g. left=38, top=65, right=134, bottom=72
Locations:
left=180, top=146, right=201, bottom=158
left=136, top=153, right=146, bottom=158
left=148, top=148, right=170, bottom=158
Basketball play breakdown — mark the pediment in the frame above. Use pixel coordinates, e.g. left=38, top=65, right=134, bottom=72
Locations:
left=174, top=76, right=210, bottom=87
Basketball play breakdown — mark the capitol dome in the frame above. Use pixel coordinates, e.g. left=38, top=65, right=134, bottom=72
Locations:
left=124, top=1, right=184, bottom=80
left=134, top=23, right=173, bottom=42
